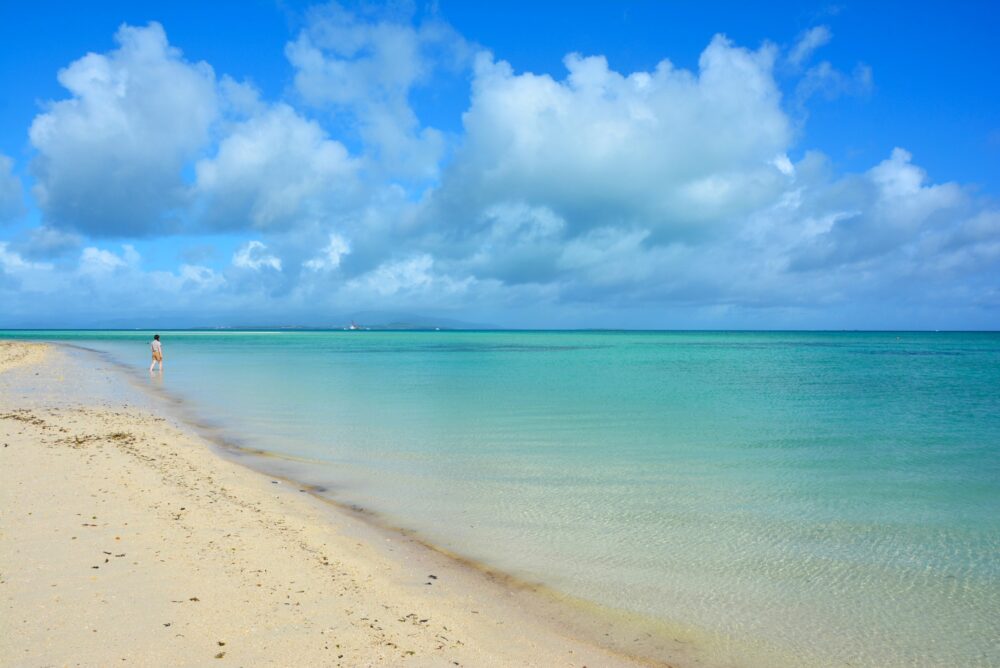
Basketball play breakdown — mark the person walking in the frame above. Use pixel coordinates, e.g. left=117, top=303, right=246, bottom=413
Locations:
left=149, top=334, right=164, bottom=373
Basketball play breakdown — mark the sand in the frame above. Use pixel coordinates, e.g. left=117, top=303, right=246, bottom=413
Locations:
left=0, top=341, right=658, bottom=667
left=0, top=340, right=48, bottom=373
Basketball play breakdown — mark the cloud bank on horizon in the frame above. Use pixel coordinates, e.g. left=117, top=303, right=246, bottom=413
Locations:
left=0, top=3, right=997, bottom=328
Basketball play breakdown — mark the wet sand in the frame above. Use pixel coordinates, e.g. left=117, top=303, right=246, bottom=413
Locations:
left=0, top=341, right=659, bottom=667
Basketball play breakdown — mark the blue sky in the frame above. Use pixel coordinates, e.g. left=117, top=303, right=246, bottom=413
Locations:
left=0, top=0, right=997, bottom=328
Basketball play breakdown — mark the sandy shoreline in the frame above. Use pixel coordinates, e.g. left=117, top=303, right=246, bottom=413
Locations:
left=0, top=341, right=671, bottom=667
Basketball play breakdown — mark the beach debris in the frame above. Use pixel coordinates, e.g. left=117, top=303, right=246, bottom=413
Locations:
left=217, top=641, right=226, bottom=646
left=214, top=651, right=225, bottom=659
left=428, top=574, right=437, bottom=579
left=189, top=597, right=200, bottom=602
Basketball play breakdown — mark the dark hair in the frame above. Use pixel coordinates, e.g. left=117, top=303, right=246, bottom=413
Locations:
left=154, top=334, right=160, bottom=340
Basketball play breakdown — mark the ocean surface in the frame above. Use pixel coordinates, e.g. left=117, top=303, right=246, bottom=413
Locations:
left=4, top=330, right=998, bottom=667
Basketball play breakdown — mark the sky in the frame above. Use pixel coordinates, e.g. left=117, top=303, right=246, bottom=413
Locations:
left=0, top=0, right=997, bottom=329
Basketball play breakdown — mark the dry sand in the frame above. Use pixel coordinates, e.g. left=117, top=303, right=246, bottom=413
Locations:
left=0, top=341, right=663, bottom=667
left=0, top=340, right=48, bottom=373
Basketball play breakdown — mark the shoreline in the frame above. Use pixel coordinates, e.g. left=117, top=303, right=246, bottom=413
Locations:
left=0, top=340, right=686, bottom=666
left=43, top=339, right=725, bottom=666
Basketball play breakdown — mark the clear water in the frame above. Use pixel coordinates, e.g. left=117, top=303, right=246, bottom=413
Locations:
left=4, top=330, right=999, bottom=667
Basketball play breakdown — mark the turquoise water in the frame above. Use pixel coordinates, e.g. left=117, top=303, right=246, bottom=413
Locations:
left=4, top=330, right=999, bottom=666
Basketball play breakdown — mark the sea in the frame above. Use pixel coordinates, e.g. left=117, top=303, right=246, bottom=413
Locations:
left=3, top=330, right=998, bottom=667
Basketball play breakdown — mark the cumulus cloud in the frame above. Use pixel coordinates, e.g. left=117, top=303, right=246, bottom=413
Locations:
left=195, top=104, right=360, bottom=231
left=431, top=36, right=792, bottom=245
left=3, top=17, right=998, bottom=328
left=29, top=22, right=218, bottom=236
left=345, top=253, right=472, bottom=299
left=0, top=243, right=239, bottom=325
left=286, top=2, right=470, bottom=182
left=413, top=34, right=800, bottom=297
left=233, top=240, right=282, bottom=271
left=0, top=155, right=25, bottom=223
left=790, top=148, right=967, bottom=270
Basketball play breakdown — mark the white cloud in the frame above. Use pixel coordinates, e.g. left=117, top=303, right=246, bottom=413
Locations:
left=0, top=155, right=25, bottom=223
left=788, top=26, right=832, bottom=68
left=78, top=244, right=139, bottom=277
left=285, top=2, right=470, bottom=182
left=233, top=240, right=282, bottom=271
left=349, top=254, right=433, bottom=295
left=3, top=22, right=998, bottom=328
left=868, top=148, right=963, bottom=223
left=304, top=233, right=351, bottom=271
left=179, top=264, right=223, bottom=287
left=219, top=75, right=266, bottom=117
left=772, top=154, right=795, bottom=176
left=782, top=25, right=872, bottom=109
left=790, top=148, right=967, bottom=270
left=195, top=104, right=360, bottom=231
left=0, top=242, right=54, bottom=297
left=0, top=242, right=52, bottom=273
left=435, top=36, right=792, bottom=239
left=150, top=264, right=224, bottom=293
left=346, top=254, right=471, bottom=298
left=29, top=22, right=218, bottom=236
left=288, top=4, right=430, bottom=108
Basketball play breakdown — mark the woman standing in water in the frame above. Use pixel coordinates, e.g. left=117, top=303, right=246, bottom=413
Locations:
left=149, top=334, right=164, bottom=373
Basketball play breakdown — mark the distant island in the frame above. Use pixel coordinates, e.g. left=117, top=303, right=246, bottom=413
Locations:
left=191, top=312, right=498, bottom=332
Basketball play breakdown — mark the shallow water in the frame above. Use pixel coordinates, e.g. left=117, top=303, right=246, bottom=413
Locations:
left=4, top=330, right=999, bottom=666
